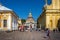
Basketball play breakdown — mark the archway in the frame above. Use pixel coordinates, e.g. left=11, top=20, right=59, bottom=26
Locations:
left=57, top=19, right=60, bottom=31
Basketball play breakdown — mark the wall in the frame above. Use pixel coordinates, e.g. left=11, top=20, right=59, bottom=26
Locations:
left=46, top=12, right=60, bottom=30
left=11, top=13, right=18, bottom=30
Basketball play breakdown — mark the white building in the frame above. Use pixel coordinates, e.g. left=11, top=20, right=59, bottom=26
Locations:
left=0, top=4, right=18, bottom=31
left=25, top=12, right=37, bottom=30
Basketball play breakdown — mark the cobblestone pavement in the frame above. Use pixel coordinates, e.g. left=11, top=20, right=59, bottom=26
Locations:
left=0, top=31, right=60, bottom=40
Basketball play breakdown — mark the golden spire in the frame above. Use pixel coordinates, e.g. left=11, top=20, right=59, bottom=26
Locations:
left=0, top=3, right=2, bottom=7
left=45, top=0, right=47, bottom=6
left=0, top=3, right=2, bottom=6
left=28, top=9, right=32, bottom=17
left=30, top=9, right=32, bottom=13
left=44, top=0, right=48, bottom=9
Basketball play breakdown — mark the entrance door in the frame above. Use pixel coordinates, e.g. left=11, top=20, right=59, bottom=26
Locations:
left=57, top=19, right=60, bottom=31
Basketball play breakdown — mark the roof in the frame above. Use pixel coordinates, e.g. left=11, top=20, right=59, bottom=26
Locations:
left=26, top=12, right=35, bottom=23
left=0, top=4, right=19, bottom=19
left=0, top=4, right=12, bottom=11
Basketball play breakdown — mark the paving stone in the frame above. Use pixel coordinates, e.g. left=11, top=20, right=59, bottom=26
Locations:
left=0, top=31, right=60, bottom=40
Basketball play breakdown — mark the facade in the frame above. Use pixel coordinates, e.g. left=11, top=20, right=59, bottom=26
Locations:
left=18, top=18, right=22, bottom=26
left=25, top=12, right=36, bottom=29
left=37, top=0, right=60, bottom=30
left=0, top=4, right=18, bottom=31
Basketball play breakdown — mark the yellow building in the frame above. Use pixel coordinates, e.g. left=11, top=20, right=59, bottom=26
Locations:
left=0, top=4, right=18, bottom=31
left=37, top=0, right=60, bottom=30
left=18, top=18, right=22, bottom=26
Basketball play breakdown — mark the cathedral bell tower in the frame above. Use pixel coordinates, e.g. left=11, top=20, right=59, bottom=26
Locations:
left=52, top=0, right=60, bottom=9
left=46, top=0, right=60, bottom=9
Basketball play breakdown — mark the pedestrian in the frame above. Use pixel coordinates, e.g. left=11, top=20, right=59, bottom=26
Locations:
left=53, top=29, right=55, bottom=33
left=21, top=25, right=24, bottom=32
left=30, top=25, right=32, bottom=32
left=46, top=29, right=50, bottom=38
left=19, top=26, right=21, bottom=31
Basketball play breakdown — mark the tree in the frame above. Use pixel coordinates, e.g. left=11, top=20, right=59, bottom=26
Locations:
left=21, top=19, right=26, bottom=24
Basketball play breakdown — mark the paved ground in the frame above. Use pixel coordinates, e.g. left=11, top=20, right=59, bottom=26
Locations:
left=0, top=31, right=60, bottom=40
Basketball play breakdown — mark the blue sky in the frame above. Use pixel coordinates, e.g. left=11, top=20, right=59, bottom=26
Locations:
left=0, top=0, right=51, bottom=20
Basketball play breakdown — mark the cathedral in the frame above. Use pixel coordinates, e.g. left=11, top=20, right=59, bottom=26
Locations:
left=37, top=0, right=60, bottom=30
left=0, top=4, right=18, bottom=31
left=25, top=12, right=36, bottom=30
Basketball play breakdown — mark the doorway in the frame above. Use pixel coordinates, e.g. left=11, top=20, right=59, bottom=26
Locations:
left=57, top=19, right=60, bottom=31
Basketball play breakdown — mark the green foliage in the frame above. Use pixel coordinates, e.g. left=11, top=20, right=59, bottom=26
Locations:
left=21, top=19, right=26, bottom=24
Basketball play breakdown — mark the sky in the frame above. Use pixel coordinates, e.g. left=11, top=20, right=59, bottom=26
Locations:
left=0, top=0, right=51, bottom=21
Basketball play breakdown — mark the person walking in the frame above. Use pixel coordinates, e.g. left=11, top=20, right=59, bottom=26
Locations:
left=30, top=25, right=32, bottom=32
left=46, top=29, right=50, bottom=39
left=21, top=25, right=24, bottom=32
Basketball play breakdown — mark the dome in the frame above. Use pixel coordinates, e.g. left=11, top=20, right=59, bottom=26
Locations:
left=28, top=12, right=32, bottom=17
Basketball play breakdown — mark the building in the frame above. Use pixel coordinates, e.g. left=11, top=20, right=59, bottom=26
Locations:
left=25, top=12, right=36, bottom=29
left=18, top=18, right=22, bottom=26
left=37, top=0, right=60, bottom=30
left=0, top=4, right=18, bottom=31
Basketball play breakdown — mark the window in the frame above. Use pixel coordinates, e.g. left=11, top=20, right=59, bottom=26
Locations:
left=3, top=20, right=7, bottom=27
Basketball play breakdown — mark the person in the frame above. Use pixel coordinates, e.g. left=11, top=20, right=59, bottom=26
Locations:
left=46, top=29, right=50, bottom=38
left=19, top=26, right=21, bottom=31
left=21, top=25, right=24, bottom=32
left=30, top=25, right=32, bottom=32
left=19, top=24, right=24, bottom=32
left=53, top=29, right=55, bottom=33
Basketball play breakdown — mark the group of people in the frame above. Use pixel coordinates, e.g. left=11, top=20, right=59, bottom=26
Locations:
left=18, top=25, right=60, bottom=39
left=18, top=24, right=33, bottom=32
left=18, top=25, right=51, bottom=39
left=18, top=24, right=24, bottom=32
